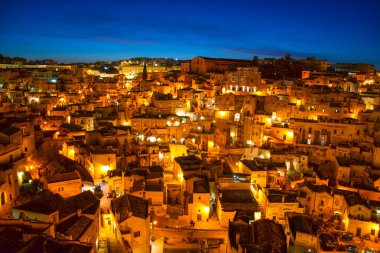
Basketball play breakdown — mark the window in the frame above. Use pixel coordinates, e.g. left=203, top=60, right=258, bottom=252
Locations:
left=320, top=200, right=324, bottom=206
left=307, top=134, right=312, bottom=145
left=371, top=229, right=376, bottom=236
left=357, top=130, right=360, bottom=136
left=1, top=192, right=5, bottom=205
left=199, top=197, right=201, bottom=200
left=8, top=174, right=11, bottom=184
left=133, top=231, right=140, bottom=237
left=356, top=227, right=361, bottom=236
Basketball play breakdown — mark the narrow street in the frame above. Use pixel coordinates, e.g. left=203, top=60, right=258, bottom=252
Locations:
left=99, top=212, right=124, bottom=253
left=98, top=180, right=123, bottom=253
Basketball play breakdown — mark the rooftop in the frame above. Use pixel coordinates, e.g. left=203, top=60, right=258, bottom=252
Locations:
left=55, top=215, right=93, bottom=240
left=44, top=171, right=80, bottom=184
left=111, top=194, right=149, bottom=222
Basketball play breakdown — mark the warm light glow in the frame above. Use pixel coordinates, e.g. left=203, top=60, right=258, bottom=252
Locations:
left=177, top=172, right=183, bottom=182
left=203, top=206, right=210, bottom=213
left=101, top=165, right=110, bottom=172
left=271, top=112, right=277, bottom=121
left=176, top=111, right=185, bottom=117
left=147, top=136, right=157, bottom=142
left=254, top=212, right=261, bottom=220
left=17, top=172, right=24, bottom=183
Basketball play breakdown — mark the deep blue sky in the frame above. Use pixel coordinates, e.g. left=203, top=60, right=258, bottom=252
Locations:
left=1, top=0, right=379, bottom=68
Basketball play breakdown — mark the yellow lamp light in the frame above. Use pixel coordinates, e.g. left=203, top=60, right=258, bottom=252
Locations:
left=101, top=165, right=110, bottom=172
left=254, top=211, right=261, bottom=220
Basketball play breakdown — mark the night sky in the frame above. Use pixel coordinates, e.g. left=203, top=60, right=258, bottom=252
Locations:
left=1, top=0, right=380, bottom=67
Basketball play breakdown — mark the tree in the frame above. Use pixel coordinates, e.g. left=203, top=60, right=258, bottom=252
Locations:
left=142, top=62, right=147, bottom=80
left=94, top=185, right=104, bottom=199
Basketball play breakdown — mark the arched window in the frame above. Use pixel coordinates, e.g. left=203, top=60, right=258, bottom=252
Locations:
left=1, top=192, right=5, bottom=205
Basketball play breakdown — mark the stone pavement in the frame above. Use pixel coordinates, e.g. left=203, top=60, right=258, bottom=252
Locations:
left=99, top=213, right=123, bottom=253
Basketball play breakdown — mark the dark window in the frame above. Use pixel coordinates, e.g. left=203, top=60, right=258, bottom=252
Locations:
left=356, top=227, right=361, bottom=236
left=1, top=192, right=5, bottom=205
left=134, top=231, right=140, bottom=237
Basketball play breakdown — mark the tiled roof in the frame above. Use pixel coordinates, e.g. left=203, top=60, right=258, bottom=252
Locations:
left=286, top=212, right=315, bottom=237
left=13, top=190, right=99, bottom=219
left=345, top=193, right=370, bottom=208
left=56, top=215, right=93, bottom=240
left=193, top=180, right=210, bottom=193
left=0, top=226, right=23, bottom=252
left=0, top=125, right=20, bottom=136
left=111, top=194, right=149, bottom=222
left=220, top=190, right=254, bottom=204
left=44, top=171, right=80, bottom=183
left=229, top=219, right=286, bottom=253
left=22, top=236, right=92, bottom=253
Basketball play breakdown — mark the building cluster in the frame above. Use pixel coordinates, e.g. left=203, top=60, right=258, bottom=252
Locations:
left=0, top=55, right=379, bottom=252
